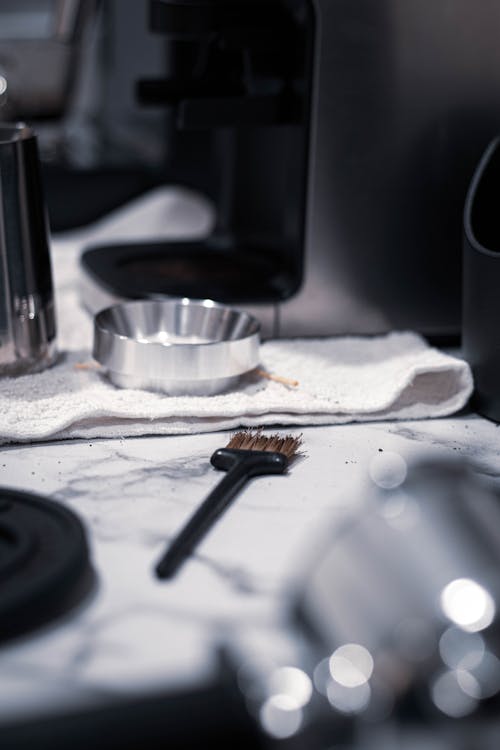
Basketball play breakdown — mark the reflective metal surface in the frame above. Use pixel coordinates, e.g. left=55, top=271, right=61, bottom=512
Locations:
left=0, top=122, right=57, bottom=376
left=79, top=261, right=278, bottom=340
left=228, top=458, right=500, bottom=749
left=279, top=0, right=500, bottom=338
left=93, top=299, right=260, bottom=395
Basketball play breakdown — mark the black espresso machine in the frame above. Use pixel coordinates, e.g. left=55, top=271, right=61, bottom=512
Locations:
left=80, top=0, right=500, bottom=340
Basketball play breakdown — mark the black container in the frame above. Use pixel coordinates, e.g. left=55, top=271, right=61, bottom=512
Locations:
left=463, top=137, right=500, bottom=421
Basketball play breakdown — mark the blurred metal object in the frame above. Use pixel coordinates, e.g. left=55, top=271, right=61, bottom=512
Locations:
left=229, top=458, right=500, bottom=749
left=93, top=298, right=260, bottom=395
left=0, top=0, right=99, bottom=121
left=298, top=458, right=500, bottom=659
left=298, top=459, right=500, bottom=706
left=0, top=123, right=57, bottom=375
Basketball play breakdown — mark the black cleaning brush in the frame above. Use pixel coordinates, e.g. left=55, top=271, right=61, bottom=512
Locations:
left=155, top=429, right=303, bottom=580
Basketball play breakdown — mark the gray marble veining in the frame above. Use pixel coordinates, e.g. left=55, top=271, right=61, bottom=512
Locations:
left=1, top=412, right=500, bottom=722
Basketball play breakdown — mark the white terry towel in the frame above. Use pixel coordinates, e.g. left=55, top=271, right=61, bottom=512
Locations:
left=0, top=189, right=473, bottom=444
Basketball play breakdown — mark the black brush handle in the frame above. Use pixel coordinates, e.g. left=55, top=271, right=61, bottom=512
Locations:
left=155, top=449, right=287, bottom=580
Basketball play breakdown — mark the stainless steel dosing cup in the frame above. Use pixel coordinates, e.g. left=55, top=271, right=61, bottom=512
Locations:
left=0, top=123, right=56, bottom=375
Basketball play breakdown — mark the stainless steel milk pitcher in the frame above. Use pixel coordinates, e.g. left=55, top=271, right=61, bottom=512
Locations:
left=0, top=123, right=56, bottom=375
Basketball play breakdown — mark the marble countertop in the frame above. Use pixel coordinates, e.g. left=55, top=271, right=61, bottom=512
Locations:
left=0, top=189, right=495, bottom=731
left=1, top=411, right=499, bottom=725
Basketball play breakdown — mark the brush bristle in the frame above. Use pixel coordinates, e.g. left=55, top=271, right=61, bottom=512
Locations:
left=226, top=429, right=303, bottom=460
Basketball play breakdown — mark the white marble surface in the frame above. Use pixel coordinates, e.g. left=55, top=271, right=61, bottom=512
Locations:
left=1, top=411, right=500, bottom=723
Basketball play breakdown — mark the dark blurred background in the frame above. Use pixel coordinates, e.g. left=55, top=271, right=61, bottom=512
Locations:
left=0, top=0, right=170, bottom=230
